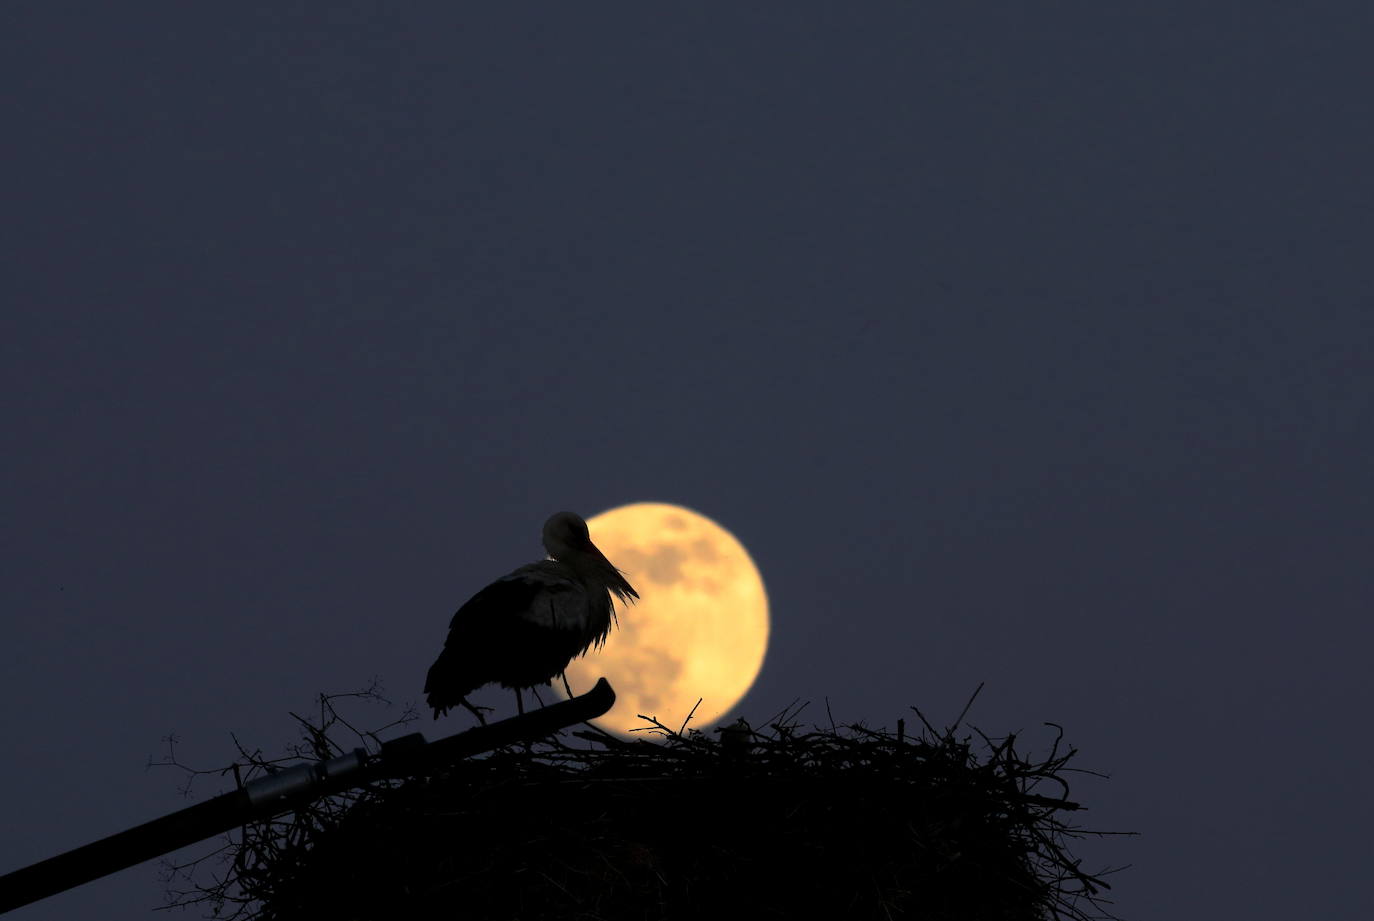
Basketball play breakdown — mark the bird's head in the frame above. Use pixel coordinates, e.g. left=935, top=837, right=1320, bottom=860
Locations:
left=542, top=511, right=593, bottom=559
left=542, top=511, right=639, bottom=603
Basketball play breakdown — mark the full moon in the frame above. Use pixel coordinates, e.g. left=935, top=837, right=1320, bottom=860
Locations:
left=562, top=502, right=769, bottom=738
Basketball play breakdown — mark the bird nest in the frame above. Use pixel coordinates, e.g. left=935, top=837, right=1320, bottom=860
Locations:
left=158, top=685, right=1130, bottom=921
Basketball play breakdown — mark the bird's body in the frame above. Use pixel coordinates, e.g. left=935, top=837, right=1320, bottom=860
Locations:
left=424, top=512, right=637, bottom=720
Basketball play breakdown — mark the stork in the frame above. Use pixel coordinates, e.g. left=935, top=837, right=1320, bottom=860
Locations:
left=424, top=511, right=638, bottom=722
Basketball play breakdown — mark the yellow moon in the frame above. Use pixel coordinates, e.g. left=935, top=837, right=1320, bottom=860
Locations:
left=562, top=502, right=770, bottom=738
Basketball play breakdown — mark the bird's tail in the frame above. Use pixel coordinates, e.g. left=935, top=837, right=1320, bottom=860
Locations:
left=424, top=647, right=480, bottom=720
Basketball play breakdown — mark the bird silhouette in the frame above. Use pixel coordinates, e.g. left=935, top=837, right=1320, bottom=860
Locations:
left=424, top=511, right=638, bottom=722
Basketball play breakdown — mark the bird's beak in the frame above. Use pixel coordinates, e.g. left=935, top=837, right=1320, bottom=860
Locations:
left=580, top=536, right=638, bottom=601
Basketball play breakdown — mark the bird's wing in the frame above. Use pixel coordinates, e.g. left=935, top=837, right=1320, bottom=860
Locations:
left=443, top=561, right=580, bottom=634
left=426, top=562, right=592, bottom=704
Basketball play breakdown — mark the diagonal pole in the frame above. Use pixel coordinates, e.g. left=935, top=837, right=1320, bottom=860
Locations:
left=0, top=678, right=615, bottom=914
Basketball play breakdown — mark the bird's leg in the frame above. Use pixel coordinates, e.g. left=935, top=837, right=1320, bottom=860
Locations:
left=560, top=672, right=574, bottom=698
left=531, top=685, right=547, bottom=708
left=460, top=698, right=489, bottom=726
left=513, top=688, right=537, bottom=753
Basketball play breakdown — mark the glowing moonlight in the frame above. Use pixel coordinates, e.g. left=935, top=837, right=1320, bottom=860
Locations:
left=562, top=503, right=769, bottom=737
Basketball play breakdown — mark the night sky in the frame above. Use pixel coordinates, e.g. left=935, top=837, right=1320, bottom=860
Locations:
left=4, top=4, right=1372, bottom=919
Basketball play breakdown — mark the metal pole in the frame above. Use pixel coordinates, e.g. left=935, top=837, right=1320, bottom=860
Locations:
left=0, top=677, right=615, bottom=914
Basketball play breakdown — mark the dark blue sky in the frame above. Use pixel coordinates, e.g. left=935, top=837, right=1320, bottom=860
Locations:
left=4, top=4, right=1372, bottom=918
